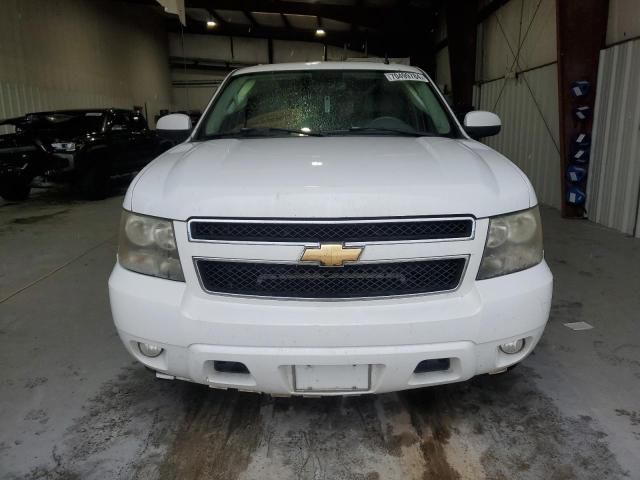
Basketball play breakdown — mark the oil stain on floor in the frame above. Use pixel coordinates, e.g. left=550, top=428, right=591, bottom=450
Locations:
left=20, top=364, right=626, bottom=480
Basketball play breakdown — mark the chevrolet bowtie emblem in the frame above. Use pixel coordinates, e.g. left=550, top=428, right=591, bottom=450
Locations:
left=301, top=243, right=363, bottom=267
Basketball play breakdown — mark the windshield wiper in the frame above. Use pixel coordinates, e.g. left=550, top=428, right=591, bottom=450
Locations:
left=203, top=127, right=324, bottom=139
left=322, top=126, right=434, bottom=137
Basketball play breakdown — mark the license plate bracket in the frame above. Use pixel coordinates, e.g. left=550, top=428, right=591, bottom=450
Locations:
left=292, top=364, right=371, bottom=393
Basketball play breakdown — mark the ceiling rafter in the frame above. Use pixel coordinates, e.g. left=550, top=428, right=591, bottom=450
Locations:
left=168, top=17, right=423, bottom=56
left=202, top=8, right=227, bottom=26
left=243, top=10, right=258, bottom=27
left=280, top=13, right=291, bottom=29
left=174, top=17, right=364, bottom=45
left=156, top=0, right=443, bottom=59
left=184, top=0, right=423, bottom=32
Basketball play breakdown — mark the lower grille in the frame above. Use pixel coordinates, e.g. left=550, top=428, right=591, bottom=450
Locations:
left=195, top=257, right=467, bottom=299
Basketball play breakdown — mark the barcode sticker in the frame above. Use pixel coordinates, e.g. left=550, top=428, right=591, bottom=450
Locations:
left=384, top=72, right=428, bottom=82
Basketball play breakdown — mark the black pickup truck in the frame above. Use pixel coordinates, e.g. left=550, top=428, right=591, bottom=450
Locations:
left=0, top=109, right=172, bottom=200
left=0, top=119, right=48, bottom=200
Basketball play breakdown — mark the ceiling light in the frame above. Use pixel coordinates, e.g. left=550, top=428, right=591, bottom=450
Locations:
left=315, top=28, right=326, bottom=37
left=207, top=20, right=217, bottom=28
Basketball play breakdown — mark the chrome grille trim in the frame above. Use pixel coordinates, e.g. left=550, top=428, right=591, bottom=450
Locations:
left=187, top=216, right=476, bottom=245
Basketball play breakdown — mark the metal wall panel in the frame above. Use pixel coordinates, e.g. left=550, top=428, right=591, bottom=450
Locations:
left=606, top=0, right=640, bottom=46
left=0, top=0, right=171, bottom=129
left=475, top=63, right=561, bottom=209
left=479, top=0, right=557, bottom=82
left=587, top=40, right=640, bottom=238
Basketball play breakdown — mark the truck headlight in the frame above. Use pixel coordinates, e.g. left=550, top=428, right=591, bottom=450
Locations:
left=51, top=142, right=79, bottom=152
left=118, top=211, right=185, bottom=281
left=477, top=206, right=543, bottom=280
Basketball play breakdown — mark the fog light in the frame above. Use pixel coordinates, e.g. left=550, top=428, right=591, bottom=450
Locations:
left=138, top=342, right=163, bottom=358
left=499, top=339, right=525, bottom=355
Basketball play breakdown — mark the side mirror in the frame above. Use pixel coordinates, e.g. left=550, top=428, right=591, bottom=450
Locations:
left=156, top=113, right=192, bottom=132
left=463, top=111, right=501, bottom=139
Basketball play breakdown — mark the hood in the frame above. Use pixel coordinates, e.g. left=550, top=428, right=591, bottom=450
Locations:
left=126, top=137, right=535, bottom=220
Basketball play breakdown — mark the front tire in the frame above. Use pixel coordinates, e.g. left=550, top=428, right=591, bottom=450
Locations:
left=0, top=180, right=31, bottom=201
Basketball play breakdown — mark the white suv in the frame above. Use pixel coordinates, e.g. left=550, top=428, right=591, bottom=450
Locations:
left=108, top=62, right=552, bottom=396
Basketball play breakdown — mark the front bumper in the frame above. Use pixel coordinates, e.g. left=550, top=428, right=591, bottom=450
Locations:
left=108, top=260, right=553, bottom=395
left=0, top=162, right=31, bottom=186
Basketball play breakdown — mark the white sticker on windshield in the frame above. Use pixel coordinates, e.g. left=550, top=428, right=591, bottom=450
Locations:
left=384, top=72, right=428, bottom=82
left=85, top=112, right=103, bottom=116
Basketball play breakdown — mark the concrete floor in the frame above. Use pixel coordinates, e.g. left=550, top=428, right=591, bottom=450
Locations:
left=1, top=188, right=639, bottom=480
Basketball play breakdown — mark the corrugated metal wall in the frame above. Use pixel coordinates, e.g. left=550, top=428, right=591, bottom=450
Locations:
left=479, top=0, right=557, bottom=81
left=0, top=0, right=171, bottom=130
left=471, top=0, right=560, bottom=209
left=474, top=63, right=561, bottom=208
left=587, top=39, right=640, bottom=238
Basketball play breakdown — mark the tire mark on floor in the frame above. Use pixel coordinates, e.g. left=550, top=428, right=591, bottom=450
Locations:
left=158, top=387, right=264, bottom=480
left=14, top=364, right=628, bottom=480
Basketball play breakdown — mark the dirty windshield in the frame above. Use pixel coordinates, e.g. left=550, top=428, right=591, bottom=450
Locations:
left=197, top=70, right=457, bottom=139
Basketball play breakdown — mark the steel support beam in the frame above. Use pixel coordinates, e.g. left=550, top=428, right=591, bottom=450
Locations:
left=556, top=0, right=609, bottom=217
left=445, top=0, right=478, bottom=116
left=408, top=30, right=436, bottom=78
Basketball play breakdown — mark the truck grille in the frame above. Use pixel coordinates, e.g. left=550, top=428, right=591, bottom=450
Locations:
left=194, top=257, right=467, bottom=299
left=189, top=218, right=473, bottom=243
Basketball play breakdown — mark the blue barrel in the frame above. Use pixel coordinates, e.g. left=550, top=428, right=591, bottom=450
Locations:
left=574, top=106, right=592, bottom=120
left=566, top=186, right=586, bottom=205
left=566, top=164, right=588, bottom=183
left=574, top=133, right=591, bottom=147
left=570, top=80, right=591, bottom=97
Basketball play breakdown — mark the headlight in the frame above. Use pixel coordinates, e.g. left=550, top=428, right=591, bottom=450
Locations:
left=477, top=206, right=543, bottom=280
left=51, top=142, right=79, bottom=152
left=118, top=211, right=185, bottom=281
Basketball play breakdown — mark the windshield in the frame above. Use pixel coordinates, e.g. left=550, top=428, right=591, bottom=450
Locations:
left=196, top=70, right=458, bottom=139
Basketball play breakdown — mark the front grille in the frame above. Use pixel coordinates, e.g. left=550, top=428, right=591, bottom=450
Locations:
left=189, top=218, right=473, bottom=243
left=195, top=257, right=467, bottom=299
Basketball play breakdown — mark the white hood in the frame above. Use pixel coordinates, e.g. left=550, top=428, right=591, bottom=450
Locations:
left=125, top=137, right=535, bottom=220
